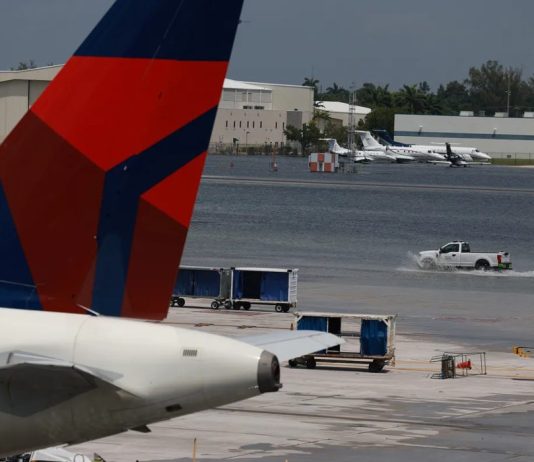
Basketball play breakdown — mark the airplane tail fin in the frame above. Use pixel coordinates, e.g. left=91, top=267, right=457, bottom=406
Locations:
left=0, top=0, right=244, bottom=319
left=355, top=131, right=383, bottom=150
left=371, top=129, right=410, bottom=147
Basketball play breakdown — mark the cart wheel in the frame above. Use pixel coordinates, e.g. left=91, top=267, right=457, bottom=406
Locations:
left=233, top=302, right=241, bottom=310
left=177, top=298, right=185, bottom=308
left=224, top=300, right=233, bottom=310
left=369, top=360, right=385, bottom=373
left=210, top=301, right=220, bottom=310
left=170, top=297, right=178, bottom=307
left=288, top=359, right=298, bottom=368
left=282, top=305, right=290, bottom=313
left=275, top=304, right=283, bottom=313
left=243, top=302, right=251, bottom=310
left=305, top=356, right=316, bottom=369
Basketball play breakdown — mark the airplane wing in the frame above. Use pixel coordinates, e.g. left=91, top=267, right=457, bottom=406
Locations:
left=0, top=351, right=130, bottom=416
left=238, top=330, right=343, bottom=362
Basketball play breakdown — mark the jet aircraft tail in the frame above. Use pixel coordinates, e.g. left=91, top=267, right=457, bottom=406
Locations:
left=355, top=130, right=384, bottom=150
left=371, top=129, right=410, bottom=147
left=0, top=0, right=244, bottom=319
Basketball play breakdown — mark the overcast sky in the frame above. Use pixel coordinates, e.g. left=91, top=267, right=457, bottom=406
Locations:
left=1, top=0, right=533, bottom=90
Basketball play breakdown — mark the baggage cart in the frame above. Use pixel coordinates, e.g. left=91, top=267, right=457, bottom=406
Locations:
left=228, top=267, right=298, bottom=312
left=290, top=312, right=396, bottom=372
left=171, top=266, right=231, bottom=309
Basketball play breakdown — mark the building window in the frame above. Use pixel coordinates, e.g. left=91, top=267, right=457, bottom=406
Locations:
left=247, top=121, right=249, bottom=128
left=239, top=121, right=242, bottom=128
left=233, top=121, right=236, bottom=128
left=253, top=121, right=255, bottom=129
left=282, top=122, right=285, bottom=130
left=254, top=106, right=264, bottom=110
left=275, top=122, right=278, bottom=129
left=225, top=121, right=228, bottom=128
left=260, top=121, right=263, bottom=128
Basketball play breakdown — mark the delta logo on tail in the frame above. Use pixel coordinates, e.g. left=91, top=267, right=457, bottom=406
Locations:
left=0, top=0, right=244, bottom=319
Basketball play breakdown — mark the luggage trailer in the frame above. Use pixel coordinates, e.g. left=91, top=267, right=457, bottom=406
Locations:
left=171, top=266, right=231, bottom=308
left=291, top=312, right=397, bottom=372
left=171, top=266, right=298, bottom=312
left=227, top=267, right=298, bottom=312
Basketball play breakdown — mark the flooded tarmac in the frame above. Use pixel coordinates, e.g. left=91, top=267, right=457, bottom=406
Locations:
left=184, top=155, right=534, bottom=349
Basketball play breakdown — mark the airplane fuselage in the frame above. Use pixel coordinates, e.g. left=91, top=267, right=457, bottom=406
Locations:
left=0, top=309, right=276, bottom=457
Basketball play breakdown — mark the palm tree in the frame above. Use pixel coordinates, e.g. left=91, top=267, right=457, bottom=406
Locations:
left=396, top=85, right=428, bottom=114
left=302, top=77, right=320, bottom=100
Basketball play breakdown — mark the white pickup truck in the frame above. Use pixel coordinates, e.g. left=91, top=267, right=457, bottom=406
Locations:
left=417, top=241, right=512, bottom=271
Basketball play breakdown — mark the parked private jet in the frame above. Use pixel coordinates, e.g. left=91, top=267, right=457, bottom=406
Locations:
left=372, top=129, right=492, bottom=162
left=429, top=143, right=492, bottom=167
left=323, top=138, right=414, bottom=163
left=0, top=0, right=341, bottom=457
left=356, top=131, right=446, bottom=162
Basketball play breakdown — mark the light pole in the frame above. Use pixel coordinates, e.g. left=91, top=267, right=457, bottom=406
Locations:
left=506, top=72, right=511, bottom=117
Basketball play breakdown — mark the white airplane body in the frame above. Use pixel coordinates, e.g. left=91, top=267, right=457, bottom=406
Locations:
left=0, top=0, right=342, bottom=457
left=355, top=131, right=445, bottom=162
left=370, top=130, right=492, bottom=162
left=324, top=138, right=414, bottom=163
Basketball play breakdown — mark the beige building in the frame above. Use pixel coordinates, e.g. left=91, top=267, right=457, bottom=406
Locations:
left=0, top=66, right=315, bottom=151
left=0, top=66, right=61, bottom=143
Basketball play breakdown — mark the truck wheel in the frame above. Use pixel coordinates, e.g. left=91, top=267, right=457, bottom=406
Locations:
left=275, top=304, right=283, bottom=313
left=475, top=260, right=490, bottom=271
left=305, top=356, right=316, bottom=369
left=421, top=258, right=435, bottom=270
left=177, top=298, right=185, bottom=307
left=210, top=301, right=220, bottom=310
left=243, top=302, right=251, bottom=310
left=224, top=300, right=233, bottom=310
left=288, top=359, right=298, bottom=368
left=369, top=360, right=385, bottom=373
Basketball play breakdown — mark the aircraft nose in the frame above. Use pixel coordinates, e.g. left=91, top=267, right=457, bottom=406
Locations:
left=257, top=350, right=281, bottom=393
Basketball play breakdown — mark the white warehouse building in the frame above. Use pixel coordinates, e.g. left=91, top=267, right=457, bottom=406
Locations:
left=395, top=114, right=534, bottom=159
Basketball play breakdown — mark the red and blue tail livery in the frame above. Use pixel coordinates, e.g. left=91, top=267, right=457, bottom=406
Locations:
left=0, top=0, right=244, bottom=319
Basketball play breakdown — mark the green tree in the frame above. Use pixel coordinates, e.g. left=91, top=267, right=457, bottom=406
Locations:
left=358, top=107, right=396, bottom=134
left=284, top=122, right=321, bottom=153
left=317, top=82, right=350, bottom=103
left=356, top=83, right=393, bottom=109
left=11, top=60, right=36, bottom=70
left=395, top=84, right=428, bottom=114
left=466, top=60, right=524, bottom=115
left=302, top=76, right=320, bottom=100
left=436, top=80, right=471, bottom=114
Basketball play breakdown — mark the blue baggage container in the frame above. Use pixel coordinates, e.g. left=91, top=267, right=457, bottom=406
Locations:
left=171, top=266, right=229, bottom=308
left=293, top=312, right=396, bottom=372
left=230, top=267, right=298, bottom=312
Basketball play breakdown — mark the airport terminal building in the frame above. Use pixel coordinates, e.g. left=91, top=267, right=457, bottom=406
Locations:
left=395, top=114, right=534, bottom=159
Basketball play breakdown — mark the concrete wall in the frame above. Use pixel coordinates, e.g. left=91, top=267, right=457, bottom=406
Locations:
left=212, top=108, right=287, bottom=147
left=248, top=82, right=314, bottom=112
left=395, top=114, right=534, bottom=157
left=0, top=80, right=29, bottom=143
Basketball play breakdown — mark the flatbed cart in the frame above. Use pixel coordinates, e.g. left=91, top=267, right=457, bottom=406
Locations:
left=228, top=267, right=298, bottom=312
left=171, top=266, right=231, bottom=309
left=290, top=312, right=397, bottom=372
